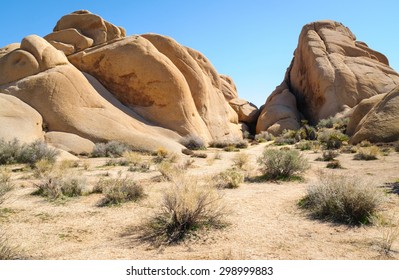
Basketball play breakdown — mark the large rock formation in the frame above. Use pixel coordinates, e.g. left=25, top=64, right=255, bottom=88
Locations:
left=257, top=20, right=399, bottom=139
left=0, top=10, right=246, bottom=154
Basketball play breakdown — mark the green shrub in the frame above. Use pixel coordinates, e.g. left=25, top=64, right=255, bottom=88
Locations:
left=141, top=178, right=226, bottom=244
left=300, top=173, right=385, bottom=225
left=96, top=177, right=144, bottom=206
left=91, top=141, right=131, bottom=158
left=317, top=129, right=349, bottom=150
left=254, top=131, right=274, bottom=143
left=317, top=117, right=349, bottom=130
left=319, top=150, right=339, bottom=161
left=180, top=135, right=206, bottom=150
left=209, top=139, right=248, bottom=149
left=257, top=148, right=309, bottom=180
left=33, top=175, right=86, bottom=200
left=295, top=140, right=314, bottom=151
left=214, top=168, right=244, bottom=189
left=0, top=138, right=59, bottom=165
left=354, top=146, right=379, bottom=161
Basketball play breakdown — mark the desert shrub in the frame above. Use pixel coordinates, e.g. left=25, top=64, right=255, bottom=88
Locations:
left=0, top=138, right=59, bottom=166
left=326, top=160, right=343, bottom=169
left=372, top=215, right=399, bottom=255
left=273, top=136, right=296, bottom=146
left=182, top=159, right=195, bottom=169
left=152, top=147, right=170, bottom=163
left=354, top=146, right=380, bottom=161
left=128, top=161, right=151, bottom=172
left=319, top=150, right=339, bottom=161
left=317, top=117, right=349, bottom=130
left=104, top=158, right=130, bottom=166
left=157, top=162, right=184, bottom=181
left=97, top=177, right=144, bottom=206
left=33, top=159, right=54, bottom=178
left=0, top=169, right=13, bottom=204
left=359, top=140, right=372, bottom=147
left=233, top=153, right=249, bottom=169
left=317, top=129, right=349, bottom=150
left=257, top=148, right=309, bottom=180
left=296, top=125, right=318, bottom=141
left=180, top=135, right=206, bottom=150
left=254, top=131, right=274, bottom=143
left=223, top=145, right=239, bottom=152
left=0, top=231, right=18, bottom=260
left=300, top=173, right=385, bottom=225
left=141, top=178, right=226, bottom=244
left=91, top=141, right=131, bottom=158
left=209, top=139, right=248, bottom=149
left=394, top=142, right=399, bottom=153
left=380, top=147, right=392, bottom=156
left=340, top=145, right=357, bottom=154
left=33, top=175, right=86, bottom=200
left=191, top=152, right=207, bottom=158
left=295, top=140, right=314, bottom=151
left=214, top=168, right=244, bottom=189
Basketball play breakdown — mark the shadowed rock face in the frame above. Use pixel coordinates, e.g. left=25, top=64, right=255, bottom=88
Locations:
left=257, top=20, right=399, bottom=140
left=0, top=10, right=249, bottom=153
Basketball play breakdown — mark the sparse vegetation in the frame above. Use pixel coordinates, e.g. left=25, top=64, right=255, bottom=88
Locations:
left=295, top=140, right=314, bottom=151
left=233, top=153, right=249, bottom=169
left=354, top=146, right=380, bottom=161
left=257, top=148, right=309, bottom=180
left=33, top=175, right=86, bottom=200
left=0, top=138, right=59, bottom=166
left=317, top=129, right=349, bottom=150
left=319, top=150, right=339, bottom=161
left=326, top=160, right=343, bottom=169
left=0, top=231, right=18, bottom=260
left=209, top=139, right=248, bottom=149
left=254, top=131, right=274, bottom=143
left=157, top=161, right=184, bottom=181
left=180, top=135, right=206, bottom=150
left=140, top=178, right=226, bottom=244
left=96, top=177, right=144, bottom=206
left=372, top=215, right=399, bottom=255
left=214, top=168, right=244, bottom=189
left=0, top=169, right=13, bottom=204
left=91, top=141, right=132, bottom=158
left=300, top=173, right=385, bottom=225
left=317, top=117, right=349, bottom=130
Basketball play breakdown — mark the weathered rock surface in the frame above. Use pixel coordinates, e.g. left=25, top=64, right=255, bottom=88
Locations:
left=257, top=20, right=399, bottom=136
left=0, top=93, right=44, bottom=143
left=228, top=98, right=259, bottom=124
left=350, top=86, right=399, bottom=143
left=44, top=132, right=95, bottom=155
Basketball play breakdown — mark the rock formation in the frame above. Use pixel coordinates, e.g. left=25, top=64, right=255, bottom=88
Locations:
left=257, top=20, right=399, bottom=141
left=0, top=10, right=248, bottom=154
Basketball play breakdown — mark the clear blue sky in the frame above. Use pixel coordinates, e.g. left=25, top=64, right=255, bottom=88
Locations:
left=1, top=0, right=398, bottom=107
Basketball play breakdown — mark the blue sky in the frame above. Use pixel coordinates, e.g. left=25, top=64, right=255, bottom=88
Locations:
left=1, top=0, right=398, bottom=107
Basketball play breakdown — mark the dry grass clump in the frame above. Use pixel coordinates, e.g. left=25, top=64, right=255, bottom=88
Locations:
left=318, top=150, right=339, bottom=161
left=254, top=131, right=274, bottom=143
left=33, top=175, right=86, bottom=200
left=0, top=230, right=19, bottom=260
left=157, top=161, right=184, bottom=181
left=257, top=148, right=309, bottom=180
left=0, top=138, right=59, bottom=166
left=326, top=160, right=343, bottom=169
left=180, top=135, right=206, bottom=150
left=354, top=146, right=380, bottom=161
left=295, top=140, right=314, bottom=151
left=209, top=138, right=248, bottom=150
left=394, top=142, right=399, bottom=153
left=372, top=215, right=399, bottom=255
left=300, top=173, right=385, bottom=225
left=0, top=169, right=13, bottom=204
left=233, top=152, right=249, bottom=170
left=214, top=168, right=244, bottom=189
left=140, top=178, right=226, bottom=245
left=95, top=177, right=144, bottom=206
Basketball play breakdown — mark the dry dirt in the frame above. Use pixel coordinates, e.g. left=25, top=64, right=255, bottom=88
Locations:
left=1, top=142, right=399, bottom=260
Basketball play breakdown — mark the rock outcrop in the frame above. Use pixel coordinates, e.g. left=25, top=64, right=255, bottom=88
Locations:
left=350, top=86, right=399, bottom=143
left=0, top=10, right=245, bottom=154
left=257, top=20, right=399, bottom=138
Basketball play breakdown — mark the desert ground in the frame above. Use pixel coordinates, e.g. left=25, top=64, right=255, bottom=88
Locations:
left=1, top=142, right=399, bottom=260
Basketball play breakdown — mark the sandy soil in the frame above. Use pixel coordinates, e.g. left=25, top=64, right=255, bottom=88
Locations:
left=1, top=142, right=399, bottom=260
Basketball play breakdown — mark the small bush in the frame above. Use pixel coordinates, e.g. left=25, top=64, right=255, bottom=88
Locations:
left=0, top=231, right=18, bottom=260
left=97, top=177, right=144, bottom=206
left=214, top=168, right=244, bottom=189
left=380, top=147, right=392, bottom=157
left=152, top=147, right=169, bottom=163
left=0, top=138, right=59, bottom=166
left=295, top=140, right=313, bottom=151
left=180, top=135, right=206, bottom=150
left=354, top=146, right=379, bottom=161
left=91, top=141, right=131, bottom=158
left=0, top=169, right=13, bottom=204
left=157, top=162, right=184, bottom=181
left=257, top=148, right=309, bottom=180
left=191, top=152, right=207, bottom=158
left=319, top=150, right=339, bottom=161
left=372, top=215, right=399, bottom=255
left=254, top=131, right=274, bottom=143
left=33, top=175, right=86, bottom=200
left=209, top=139, right=248, bottom=149
left=359, top=140, right=372, bottom=147
left=317, top=129, right=349, bottom=150
left=233, top=153, right=249, bottom=169
left=317, top=117, right=349, bottom=130
left=340, top=145, right=357, bottom=154
left=394, top=142, right=399, bottom=153
left=141, top=178, right=226, bottom=244
left=273, top=136, right=296, bottom=146
left=33, top=159, right=54, bottom=178
left=326, top=160, right=343, bottom=169
left=300, top=173, right=385, bottom=225
left=104, top=159, right=129, bottom=166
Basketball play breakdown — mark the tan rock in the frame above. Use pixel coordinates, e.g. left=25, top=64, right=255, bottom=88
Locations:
left=350, top=86, right=399, bottom=143
left=346, top=94, right=385, bottom=136
left=44, top=28, right=94, bottom=53
left=0, top=93, right=43, bottom=143
left=229, top=98, right=259, bottom=124
left=220, top=74, right=238, bottom=101
left=0, top=49, right=40, bottom=85
left=256, top=81, right=301, bottom=135
left=44, top=131, right=95, bottom=155
left=53, top=10, right=125, bottom=46
left=0, top=43, right=20, bottom=58
left=288, top=20, right=399, bottom=124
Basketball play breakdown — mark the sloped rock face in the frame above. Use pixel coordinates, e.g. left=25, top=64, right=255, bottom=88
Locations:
left=0, top=10, right=244, bottom=153
left=350, top=86, right=399, bottom=143
left=0, top=93, right=44, bottom=143
left=257, top=20, right=399, bottom=136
